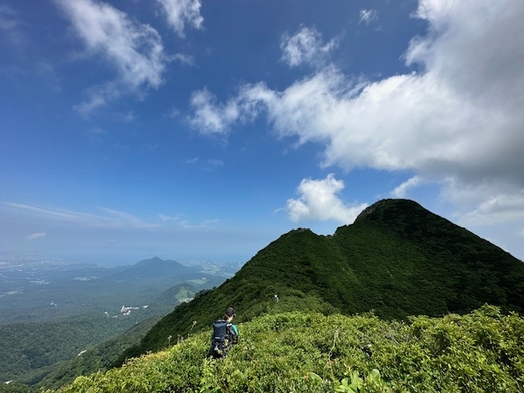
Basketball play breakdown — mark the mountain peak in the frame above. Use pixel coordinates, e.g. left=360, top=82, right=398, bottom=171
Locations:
left=136, top=256, right=164, bottom=266
left=354, top=198, right=421, bottom=223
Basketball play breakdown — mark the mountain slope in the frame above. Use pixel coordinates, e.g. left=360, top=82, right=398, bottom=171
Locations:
left=117, top=198, right=524, bottom=362
left=345, top=199, right=524, bottom=314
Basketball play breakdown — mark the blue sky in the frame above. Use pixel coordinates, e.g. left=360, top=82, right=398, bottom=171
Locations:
left=1, top=0, right=524, bottom=265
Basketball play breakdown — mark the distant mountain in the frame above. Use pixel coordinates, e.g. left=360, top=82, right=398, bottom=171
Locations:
left=118, top=198, right=524, bottom=361
left=111, top=257, right=201, bottom=281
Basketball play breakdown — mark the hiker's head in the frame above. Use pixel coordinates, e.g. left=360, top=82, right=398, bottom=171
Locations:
left=225, top=307, right=235, bottom=320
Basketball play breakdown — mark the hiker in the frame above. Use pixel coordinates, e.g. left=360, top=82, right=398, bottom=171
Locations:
left=208, top=306, right=239, bottom=359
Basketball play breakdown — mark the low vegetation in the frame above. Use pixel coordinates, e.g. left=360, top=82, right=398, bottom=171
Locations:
left=40, top=306, right=523, bottom=392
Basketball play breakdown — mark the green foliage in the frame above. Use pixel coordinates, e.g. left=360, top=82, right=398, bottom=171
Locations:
left=0, top=383, right=36, bottom=393
left=44, top=306, right=524, bottom=393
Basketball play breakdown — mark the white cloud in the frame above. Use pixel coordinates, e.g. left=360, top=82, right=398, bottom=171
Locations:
left=390, top=176, right=423, bottom=198
left=156, top=0, right=203, bottom=37
left=280, top=26, right=338, bottom=68
left=27, top=232, right=46, bottom=240
left=440, top=179, right=524, bottom=226
left=55, top=0, right=167, bottom=115
left=189, top=0, right=524, bottom=229
left=188, top=88, right=242, bottom=135
left=461, top=195, right=524, bottom=226
left=286, top=174, right=368, bottom=224
left=359, top=9, right=378, bottom=25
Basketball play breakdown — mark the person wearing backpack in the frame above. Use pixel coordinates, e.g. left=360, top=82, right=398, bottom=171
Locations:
left=208, top=307, right=239, bottom=359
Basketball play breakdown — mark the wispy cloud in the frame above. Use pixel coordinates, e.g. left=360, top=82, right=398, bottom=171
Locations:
left=156, top=0, right=204, bottom=38
left=204, top=159, right=223, bottom=170
left=55, top=0, right=168, bottom=116
left=286, top=174, right=368, bottom=224
left=158, top=213, right=218, bottom=229
left=280, top=26, right=338, bottom=68
left=3, top=202, right=159, bottom=230
left=188, top=88, right=242, bottom=135
left=185, top=157, right=199, bottom=164
left=85, top=126, right=107, bottom=144
left=459, top=194, right=524, bottom=226
left=97, top=207, right=160, bottom=229
left=0, top=4, right=27, bottom=47
left=359, top=9, right=378, bottom=25
left=27, top=232, right=46, bottom=240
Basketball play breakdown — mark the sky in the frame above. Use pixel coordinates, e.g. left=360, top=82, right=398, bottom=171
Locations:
left=1, top=0, right=524, bottom=266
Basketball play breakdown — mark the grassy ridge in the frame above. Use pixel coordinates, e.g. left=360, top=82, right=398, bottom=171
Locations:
left=43, top=306, right=524, bottom=393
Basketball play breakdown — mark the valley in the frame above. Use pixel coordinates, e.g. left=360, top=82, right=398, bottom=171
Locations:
left=0, top=257, right=236, bottom=386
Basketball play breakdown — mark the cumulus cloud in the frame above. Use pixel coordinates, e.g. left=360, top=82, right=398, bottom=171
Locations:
left=286, top=174, right=368, bottom=224
left=280, top=26, right=338, bottom=68
left=27, top=232, right=46, bottom=240
left=156, top=0, right=203, bottom=37
left=55, top=0, right=167, bottom=115
left=189, top=0, right=524, bottom=228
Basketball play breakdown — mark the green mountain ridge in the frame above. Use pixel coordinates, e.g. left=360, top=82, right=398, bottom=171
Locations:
left=117, top=198, right=524, bottom=362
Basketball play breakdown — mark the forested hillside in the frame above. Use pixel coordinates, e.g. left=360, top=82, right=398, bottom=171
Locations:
left=35, top=317, right=162, bottom=391
left=119, top=199, right=524, bottom=361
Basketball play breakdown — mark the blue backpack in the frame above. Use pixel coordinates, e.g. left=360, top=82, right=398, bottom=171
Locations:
left=209, top=320, right=238, bottom=359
